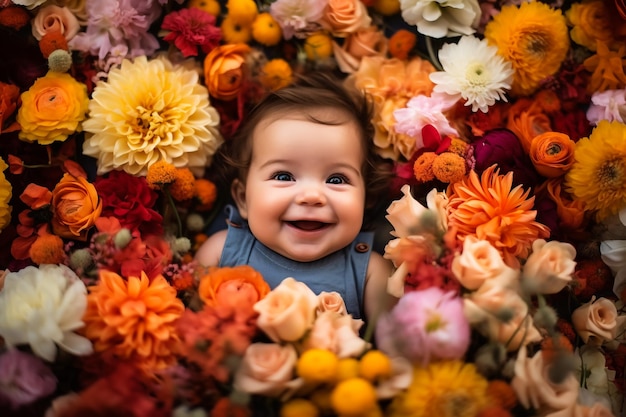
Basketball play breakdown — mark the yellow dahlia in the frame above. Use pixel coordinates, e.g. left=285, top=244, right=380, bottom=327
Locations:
left=565, top=120, right=626, bottom=220
left=0, top=157, right=12, bottom=233
left=387, top=361, right=489, bottom=417
left=446, top=165, right=550, bottom=267
left=83, top=270, right=185, bottom=372
left=484, top=1, right=570, bottom=97
left=82, top=56, right=223, bottom=176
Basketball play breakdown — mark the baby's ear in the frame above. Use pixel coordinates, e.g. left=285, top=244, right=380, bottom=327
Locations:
left=231, top=179, right=248, bottom=219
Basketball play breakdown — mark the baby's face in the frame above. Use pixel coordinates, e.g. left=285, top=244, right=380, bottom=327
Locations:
left=232, top=111, right=366, bottom=262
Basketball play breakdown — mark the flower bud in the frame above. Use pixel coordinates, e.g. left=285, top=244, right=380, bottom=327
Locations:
left=186, top=213, right=205, bottom=232
left=70, top=248, right=92, bottom=270
left=174, top=237, right=191, bottom=254
left=114, top=228, right=132, bottom=249
left=48, top=49, right=72, bottom=73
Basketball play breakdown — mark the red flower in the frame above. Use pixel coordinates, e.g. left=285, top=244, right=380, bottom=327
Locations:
left=161, top=8, right=221, bottom=57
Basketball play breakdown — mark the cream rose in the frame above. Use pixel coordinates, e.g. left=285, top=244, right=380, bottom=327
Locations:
left=571, top=297, right=622, bottom=345
left=386, top=185, right=446, bottom=238
left=31, top=5, right=80, bottom=41
left=301, top=311, right=369, bottom=358
left=254, top=277, right=319, bottom=342
left=233, top=343, right=302, bottom=397
left=451, top=236, right=519, bottom=290
left=321, top=0, right=371, bottom=36
left=522, top=239, right=576, bottom=294
left=317, top=291, right=347, bottom=315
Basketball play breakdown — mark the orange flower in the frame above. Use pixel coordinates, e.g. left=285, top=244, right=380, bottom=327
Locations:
left=432, top=153, right=467, bottom=183
left=259, top=58, right=293, bottom=91
left=0, top=81, right=20, bottom=134
left=83, top=270, right=184, bottom=373
left=29, top=229, right=65, bottom=265
left=529, top=132, right=576, bottom=178
left=197, top=265, right=270, bottom=310
left=413, top=152, right=437, bottom=182
left=170, top=167, right=196, bottom=201
left=194, top=178, right=218, bottom=211
left=51, top=173, right=102, bottom=240
left=388, top=29, right=416, bottom=60
left=203, top=43, right=250, bottom=100
left=505, top=98, right=551, bottom=154
left=146, top=160, right=177, bottom=190
left=583, top=41, right=626, bottom=93
left=39, top=31, right=68, bottom=59
left=20, top=183, right=52, bottom=210
left=446, top=165, right=550, bottom=267
left=486, top=380, right=517, bottom=410
left=536, top=178, right=586, bottom=232
left=566, top=0, right=621, bottom=51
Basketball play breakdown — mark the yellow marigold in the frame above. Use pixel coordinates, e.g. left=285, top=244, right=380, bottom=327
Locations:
left=566, top=0, right=619, bottom=51
left=146, top=160, right=178, bottom=189
left=29, top=233, right=65, bottom=265
left=259, top=59, right=293, bottom=91
left=565, top=120, right=626, bottom=220
left=413, top=152, right=437, bottom=182
left=484, top=1, right=570, bottom=97
left=226, top=0, right=258, bottom=25
left=252, top=12, right=282, bottom=46
left=583, top=42, right=626, bottom=94
left=188, top=0, right=221, bottom=16
left=387, top=361, right=489, bottom=417
left=0, top=157, right=11, bottom=233
left=304, top=32, right=334, bottom=61
left=195, top=178, right=218, bottom=210
left=17, top=71, right=89, bottom=145
left=432, top=153, right=467, bottom=184
left=446, top=165, right=550, bottom=267
left=221, top=15, right=252, bottom=44
left=83, top=270, right=184, bottom=373
left=170, top=167, right=196, bottom=201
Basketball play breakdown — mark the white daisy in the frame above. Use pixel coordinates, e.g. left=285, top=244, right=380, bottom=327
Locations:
left=429, top=35, right=514, bottom=113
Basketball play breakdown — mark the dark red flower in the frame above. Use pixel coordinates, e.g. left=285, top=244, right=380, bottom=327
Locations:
left=161, top=8, right=221, bottom=57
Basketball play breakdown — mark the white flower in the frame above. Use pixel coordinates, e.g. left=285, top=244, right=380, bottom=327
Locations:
left=0, top=264, right=93, bottom=362
left=429, top=36, right=513, bottom=113
left=10, top=0, right=47, bottom=10
left=399, top=0, right=481, bottom=38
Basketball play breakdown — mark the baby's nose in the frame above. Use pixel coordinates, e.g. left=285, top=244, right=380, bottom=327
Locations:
left=295, top=184, right=327, bottom=205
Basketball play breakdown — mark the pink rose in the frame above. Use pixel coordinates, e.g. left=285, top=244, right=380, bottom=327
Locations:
left=333, top=26, right=387, bottom=73
left=522, top=239, right=576, bottom=294
left=31, top=5, right=80, bottom=41
left=301, top=311, right=369, bottom=358
left=317, top=291, right=347, bottom=315
left=320, top=0, right=371, bottom=36
left=571, top=297, right=621, bottom=345
left=511, top=345, right=580, bottom=413
left=233, top=343, right=302, bottom=397
left=254, top=277, right=319, bottom=342
left=451, top=236, right=519, bottom=290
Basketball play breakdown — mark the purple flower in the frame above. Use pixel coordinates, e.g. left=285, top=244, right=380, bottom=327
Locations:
left=375, top=287, right=470, bottom=365
left=0, top=349, right=57, bottom=410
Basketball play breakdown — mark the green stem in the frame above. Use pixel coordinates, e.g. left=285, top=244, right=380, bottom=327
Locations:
left=425, top=36, right=443, bottom=71
left=164, top=187, right=182, bottom=238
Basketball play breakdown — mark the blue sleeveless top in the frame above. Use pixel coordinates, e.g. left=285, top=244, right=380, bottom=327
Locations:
left=219, top=205, right=373, bottom=320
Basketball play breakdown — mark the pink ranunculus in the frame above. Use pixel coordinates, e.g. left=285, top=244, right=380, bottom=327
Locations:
left=571, top=297, right=623, bottom=345
left=301, top=311, right=369, bottom=358
left=254, top=277, right=319, bottom=342
left=317, top=291, right=348, bottom=315
left=522, top=239, right=576, bottom=294
left=375, top=287, right=470, bottom=365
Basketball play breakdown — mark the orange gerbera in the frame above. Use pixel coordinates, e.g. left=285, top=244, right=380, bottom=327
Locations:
left=83, top=270, right=185, bottom=373
left=446, top=165, right=550, bottom=267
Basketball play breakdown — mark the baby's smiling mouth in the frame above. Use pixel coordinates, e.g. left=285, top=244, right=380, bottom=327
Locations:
left=287, top=221, right=329, bottom=231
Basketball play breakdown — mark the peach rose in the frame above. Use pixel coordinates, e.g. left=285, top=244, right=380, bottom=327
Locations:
left=333, top=26, right=387, bottom=73
left=198, top=265, right=270, bottom=310
left=51, top=173, right=102, bottom=240
left=233, top=343, right=302, bottom=397
left=522, top=239, right=576, bottom=294
left=529, top=132, right=576, bottom=178
left=321, top=0, right=371, bottom=36
left=203, top=43, right=250, bottom=101
left=254, top=277, right=319, bottom=342
left=301, top=311, right=369, bottom=358
left=511, top=345, right=580, bottom=413
left=571, top=297, right=621, bottom=345
left=31, top=5, right=80, bottom=41
left=317, top=291, right=347, bottom=315
left=386, top=184, right=444, bottom=238
left=451, top=236, right=519, bottom=290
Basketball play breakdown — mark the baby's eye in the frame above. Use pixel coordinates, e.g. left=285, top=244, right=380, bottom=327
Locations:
left=327, top=174, right=349, bottom=185
left=271, top=172, right=294, bottom=181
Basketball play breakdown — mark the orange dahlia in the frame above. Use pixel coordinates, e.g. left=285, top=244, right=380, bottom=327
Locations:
left=83, top=270, right=185, bottom=373
left=446, top=165, right=550, bottom=267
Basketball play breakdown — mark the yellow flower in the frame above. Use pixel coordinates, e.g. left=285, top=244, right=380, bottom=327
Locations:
left=188, top=0, right=221, bottom=16
left=387, top=361, right=489, bottom=417
left=0, top=157, right=11, bottom=233
left=259, top=59, right=293, bottom=91
left=565, top=120, right=626, bottom=220
left=82, top=56, right=222, bottom=176
left=17, top=71, right=89, bottom=145
left=221, top=15, right=252, bottom=44
left=304, top=32, right=334, bottom=60
left=252, top=12, right=282, bottom=46
left=226, top=0, right=258, bottom=25
left=566, top=0, right=618, bottom=51
left=484, top=1, right=569, bottom=97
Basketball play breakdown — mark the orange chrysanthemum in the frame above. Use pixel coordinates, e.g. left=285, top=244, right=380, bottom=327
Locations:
left=170, top=167, right=196, bottom=201
left=29, top=232, right=65, bottom=265
left=446, top=165, right=550, bottom=267
left=83, top=270, right=185, bottom=373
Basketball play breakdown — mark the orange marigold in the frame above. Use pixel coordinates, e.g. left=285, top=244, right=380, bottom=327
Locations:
left=194, top=178, right=218, bottom=211
left=170, top=167, right=196, bottom=201
left=29, top=233, right=65, bottom=265
left=413, top=152, right=437, bottom=182
left=432, top=153, right=466, bottom=184
left=39, top=31, right=69, bottom=59
left=388, top=29, right=416, bottom=60
left=446, top=165, right=550, bottom=267
left=146, top=160, right=177, bottom=190
left=83, top=270, right=185, bottom=373
left=485, top=379, right=517, bottom=410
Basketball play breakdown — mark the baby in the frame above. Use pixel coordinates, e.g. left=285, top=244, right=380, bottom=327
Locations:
left=195, top=73, right=396, bottom=321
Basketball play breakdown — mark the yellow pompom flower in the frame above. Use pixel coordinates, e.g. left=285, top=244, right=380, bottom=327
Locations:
left=280, top=398, right=320, bottom=417
left=373, top=0, right=401, bottom=16
left=484, top=1, right=569, bottom=96
left=297, top=348, right=340, bottom=383
left=252, top=12, right=282, bottom=46
left=17, top=71, right=89, bottom=145
left=330, top=377, right=378, bottom=416
left=565, top=120, right=626, bottom=220
left=259, top=59, right=293, bottom=91
left=0, top=157, right=11, bottom=233
left=226, top=0, right=258, bottom=25
left=221, top=15, right=253, bottom=44
left=304, top=32, right=334, bottom=61
left=358, top=350, right=392, bottom=382
left=387, top=361, right=489, bottom=417
left=336, top=357, right=360, bottom=381
left=187, top=0, right=221, bottom=16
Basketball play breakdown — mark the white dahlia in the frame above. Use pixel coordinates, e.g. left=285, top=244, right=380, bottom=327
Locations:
left=399, top=0, right=481, bottom=38
left=82, top=56, right=223, bottom=176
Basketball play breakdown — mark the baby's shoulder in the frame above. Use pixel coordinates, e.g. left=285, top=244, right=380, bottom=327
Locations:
left=194, top=229, right=229, bottom=267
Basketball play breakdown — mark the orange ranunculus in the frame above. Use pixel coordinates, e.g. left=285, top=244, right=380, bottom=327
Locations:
left=529, top=131, right=576, bottom=178
left=51, top=173, right=102, bottom=240
left=536, top=178, right=586, bottom=231
left=203, top=43, right=251, bottom=101
left=16, top=71, right=89, bottom=145
left=0, top=81, right=20, bottom=134
left=197, top=265, right=270, bottom=310
left=506, top=98, right=552, bottom=153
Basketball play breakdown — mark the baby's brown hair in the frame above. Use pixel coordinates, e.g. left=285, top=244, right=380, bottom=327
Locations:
left=210, top=72, right=392, bottom=228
